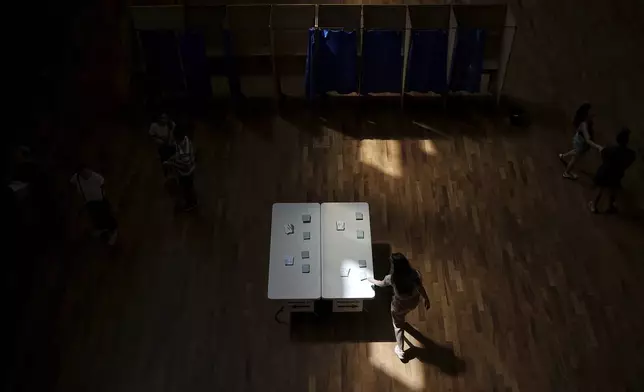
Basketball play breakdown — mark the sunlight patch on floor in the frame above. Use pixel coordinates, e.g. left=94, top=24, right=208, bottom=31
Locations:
left=359, top=140, right=402, bottom=178
left=368, top=342, right=425, bottom=391
left=419, top=139, right=439, bottom=156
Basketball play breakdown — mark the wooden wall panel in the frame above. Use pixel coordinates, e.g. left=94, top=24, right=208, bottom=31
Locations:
left=318, top=5, right=361, bottom=29
left=271, top=4, right=315, bottom=29
left=408, top=5, right=450, bottom=29
left=131, top=5, right=185, bottom=30
left=226, top=4, right=271, bottom=29
left=185, top=5, right=226, bottom=56
left=363, top=5, right=407, bottom=29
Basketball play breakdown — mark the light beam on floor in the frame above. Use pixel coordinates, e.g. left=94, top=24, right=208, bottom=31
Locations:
left=359, top=140, right=402, bottom=178
left=419, top=139, right=439, bottom=156
left=368, top=342, right=426, bottom=391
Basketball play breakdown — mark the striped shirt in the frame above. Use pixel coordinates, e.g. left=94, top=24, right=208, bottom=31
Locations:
left=70, top=171, right=105, bottom=202
left=172, top=136, right=195, bottom=176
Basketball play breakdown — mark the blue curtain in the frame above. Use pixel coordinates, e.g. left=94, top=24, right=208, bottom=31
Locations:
left=450, top=28, right=486, bottom=93
left=361, top=30, right=403, bottom=94
left=180, top=32, right=212, bottom=100
left=139, top=30, right=185, bottom=96
left=306, top=29, right=358, bottom=96
left=405, top=30, right=448, bottom=94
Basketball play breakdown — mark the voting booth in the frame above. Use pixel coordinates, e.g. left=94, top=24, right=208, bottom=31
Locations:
left=129, top=4, right=516, bottom=105
left=225, top=5, right=273, bottom=99
left=131, top=6, right=186, bottom=98
left=451, top=4, right=516, bottom=102
left=310, top=5, right=362, bottom=96
left=404, top=5, right=455, bottom=97
left=271, top=5, right=316, bottom=98
left=185, top=5, right=227, bottom=97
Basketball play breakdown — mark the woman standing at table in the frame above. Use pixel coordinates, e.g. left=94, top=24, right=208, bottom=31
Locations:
left=368, top=253, right=430, bottom=360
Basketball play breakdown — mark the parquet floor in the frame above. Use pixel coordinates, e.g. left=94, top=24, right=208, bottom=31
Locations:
left=33, top=102, right=643, bottom=392
left=8, top=0, right=644, bottom=390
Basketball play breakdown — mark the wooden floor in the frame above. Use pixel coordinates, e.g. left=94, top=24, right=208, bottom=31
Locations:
left=8, top=0, right=644, bottom=390
left=27, top=102, right=641, bottom=392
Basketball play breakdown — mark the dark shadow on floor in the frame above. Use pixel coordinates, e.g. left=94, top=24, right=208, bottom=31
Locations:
left=402, top=323, right=467, bottom=376
left=290, top=243, right=394, bottom=342
left=275, top=96, right=522, bottom=142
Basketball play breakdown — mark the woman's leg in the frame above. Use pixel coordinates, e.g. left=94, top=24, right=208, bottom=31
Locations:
left=105, top=203, right=118, bottom=245
left=86, top=201, right=104, bottom=233
left=594, top=188, right=604, bottom=205
left=560, top=149, right=577, bottom=158
left=96, top=200, right=118, bottom=244
left=563, top=153, right=579, bottom=179
left=391, top=310, right=407, bottom=359
left=607, top=188, right=619, bottom=213
left=589, top=188, right=602, bottom=213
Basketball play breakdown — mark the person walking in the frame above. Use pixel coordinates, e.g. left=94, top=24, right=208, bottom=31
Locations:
left=368, top=253, right=431, bottom=360
left=559, top=103, right=603, bottom=179
left=164, top=128, right=197, bottom=211
left=70, top=166, right=118, bottom=245
left=588, top=128, right=636, bottom=213
left=149, top=113, right=176, bottom=177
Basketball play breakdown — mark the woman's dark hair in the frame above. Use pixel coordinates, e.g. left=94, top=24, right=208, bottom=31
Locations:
left=573, top=103, right=592, bottom=128
left=389, top=253, right=418, bottom=295
left=616, top=128, right=630, bottom=146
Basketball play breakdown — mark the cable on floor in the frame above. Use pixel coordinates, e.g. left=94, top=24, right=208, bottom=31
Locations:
left=274, top=306, right=287, bottom=324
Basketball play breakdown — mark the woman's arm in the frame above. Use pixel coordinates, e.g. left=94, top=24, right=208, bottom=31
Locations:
left=581, top=123, right=602, bottom=150
left=368, top=275, right=391, bottom=287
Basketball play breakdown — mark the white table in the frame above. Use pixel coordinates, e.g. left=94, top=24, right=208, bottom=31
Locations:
left=268, top=203, right=321, bottom=311
left=321, top=202, right=374, bottom=311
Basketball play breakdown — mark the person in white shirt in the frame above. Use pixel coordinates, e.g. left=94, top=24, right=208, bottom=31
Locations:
left=164, top=128, right=197, bottom=211
left=70, top=167, right=118, bottom=245
left=149, top=113, right=176, bottom=177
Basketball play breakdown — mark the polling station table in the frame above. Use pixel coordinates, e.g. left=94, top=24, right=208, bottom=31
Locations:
left=267, top=203, right=321, bottom=312
left=267, top=202, right=374, bottom=313
left=320, top=202, right=374, bottom=312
